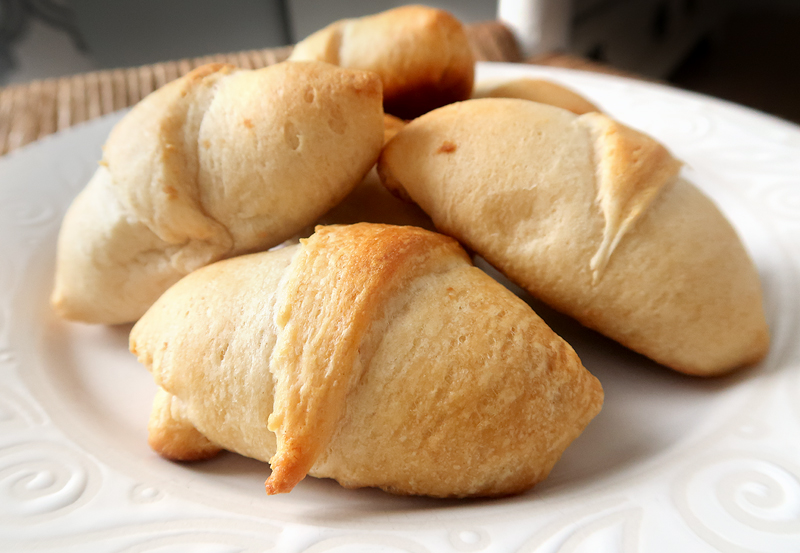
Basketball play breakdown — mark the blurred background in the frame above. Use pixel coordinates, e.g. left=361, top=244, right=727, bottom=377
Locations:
left=0, top=0, right=797, bottom=123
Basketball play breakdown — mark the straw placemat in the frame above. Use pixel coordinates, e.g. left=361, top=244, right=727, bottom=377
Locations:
left=0, top=21, right=625, bottom=156
left=0, top=47, right=296, bottom=156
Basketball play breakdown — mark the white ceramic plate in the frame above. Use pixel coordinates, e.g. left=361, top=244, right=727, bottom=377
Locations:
left=2, top=62, right=800, bottom=553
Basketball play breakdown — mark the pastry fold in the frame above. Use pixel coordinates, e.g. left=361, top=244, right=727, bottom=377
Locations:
left=130, top=224, right=603, bottom=498
left=378, top=98, right=770, bottom=375
left=52, top=61, right=384, bottom=324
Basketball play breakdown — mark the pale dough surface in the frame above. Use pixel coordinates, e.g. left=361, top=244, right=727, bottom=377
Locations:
left=130, top=224, right=604, bottom=498
left=52, top=61, right=384, bottom=324
left=378, top=98, right=770, bottom=375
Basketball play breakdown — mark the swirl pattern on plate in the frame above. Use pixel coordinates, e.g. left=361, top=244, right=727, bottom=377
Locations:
left=0, top=441, right=101, bottom=524
left=514, top=498, right=641, bottom=553
left=673, top=451, right=800, bottom=551
left=301, top=535, right=430, bottom=553
left=0, top=389, right=46, bottom=430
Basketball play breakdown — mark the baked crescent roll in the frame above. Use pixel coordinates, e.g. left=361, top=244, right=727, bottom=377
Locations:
left=130, top=224, right=603, bottom=498
left=474, top=78, right=600, bottom=114
left=289, top=5, right=475, bottom=119
left=51, top=61, right=384, bottom=325
left=378, top=99, right=770, bottom=376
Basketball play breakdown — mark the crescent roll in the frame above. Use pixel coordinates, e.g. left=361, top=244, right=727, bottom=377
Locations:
left=51, top=61, right=384, bottom=324
left=130, top=224, right=603, bottom=498
left=289, top=5, right=475, bottom=119
left=378, top=99, right=769, bottom=376
left=474, top=77, right=600, bottom=114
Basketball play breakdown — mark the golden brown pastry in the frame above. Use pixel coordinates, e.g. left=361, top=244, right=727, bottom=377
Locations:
left=51, top=61, right=384, bottom=325
left=289, top=5, right=475, bottom=119
left=378, top=99, right=770, bottom=376
left=474, top=77, right=600, bottom=114
left=130, top=224, right=603, bottom=498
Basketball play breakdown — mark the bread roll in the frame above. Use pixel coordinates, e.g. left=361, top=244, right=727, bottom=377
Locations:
left=130, top=224, right=603, bottom=498
left=52, top=61, right=384, bottom=324
left=289, top=5, right=475, bottom=119
left=475, top=77, right=600, bottom=114
left=378, top=98, right=769, bottom=375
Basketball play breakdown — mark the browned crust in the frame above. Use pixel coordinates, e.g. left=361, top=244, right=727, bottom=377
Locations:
left=577, top=112, right=683, bottom=280
left=377, top=7, right=475, bottom=119
left=147, top=388, right=222, bottom=461
left=265, top=224, right=468, bottom=494
left=290, top=6, right=475, bottom=119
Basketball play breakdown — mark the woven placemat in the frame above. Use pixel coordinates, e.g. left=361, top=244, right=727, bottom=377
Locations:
left=0, top=47, right=295, bottom=156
